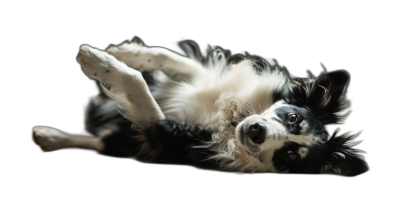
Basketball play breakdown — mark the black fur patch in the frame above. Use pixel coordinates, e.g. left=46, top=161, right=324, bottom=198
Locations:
left=86, top=98, right=217, bottom=168
left=275, top=105, right=307, bottom=135
left=273, top=141, right=332, bottom=174
left=100, top=120, right=142, bottom=158
left=139, top=120, right=217, bottom=169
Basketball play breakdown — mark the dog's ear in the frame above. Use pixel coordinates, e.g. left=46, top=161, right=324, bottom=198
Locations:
left=178, top=40, right=204, bottom=63
left=314, top=69, right=350, bottom=100
left=321, top=130, right=368, bottom=176
left=311, top=70, right=351, bottom=124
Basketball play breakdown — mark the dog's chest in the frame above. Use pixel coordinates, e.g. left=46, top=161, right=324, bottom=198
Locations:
left=152, top=65, right=287, bottom=130
left=154, top=81, right=240, bottom=130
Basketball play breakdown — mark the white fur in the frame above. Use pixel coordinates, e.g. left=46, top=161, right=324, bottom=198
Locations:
left=298, top=147, right=308, bottom=158
left=32, top=126, right=104, bottom=151
left=106, top=42, right=206, bottom=82
left=77, top=45, right=165, bottom=129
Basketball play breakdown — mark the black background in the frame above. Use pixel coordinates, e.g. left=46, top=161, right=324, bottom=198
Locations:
left=9, top=3, right=391, bottom=214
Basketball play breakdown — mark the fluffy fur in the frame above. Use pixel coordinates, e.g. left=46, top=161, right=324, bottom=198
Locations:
left=32, top=36, right=368, bottom=176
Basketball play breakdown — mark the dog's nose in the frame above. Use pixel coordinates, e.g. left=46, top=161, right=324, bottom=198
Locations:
left=247, top=122, right=266, bottom=144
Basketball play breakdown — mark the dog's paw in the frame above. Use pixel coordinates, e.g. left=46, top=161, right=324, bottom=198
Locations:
left=77, top=45, right=130, bottom=82
left=106, top=42, right=144, bottom=70
left=32, top=126, right=70, bottom=152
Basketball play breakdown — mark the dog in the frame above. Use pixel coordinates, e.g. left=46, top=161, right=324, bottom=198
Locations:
left=32, top=36, right=368, bottom=176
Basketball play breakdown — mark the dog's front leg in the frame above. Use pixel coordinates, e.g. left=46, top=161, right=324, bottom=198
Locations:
left=77, top=45, right=165, bottom=129
left=106, top=39, right=206, bottom=82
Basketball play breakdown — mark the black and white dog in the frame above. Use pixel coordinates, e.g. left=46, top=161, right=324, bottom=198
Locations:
left=32, top=36, right=368, bottom=176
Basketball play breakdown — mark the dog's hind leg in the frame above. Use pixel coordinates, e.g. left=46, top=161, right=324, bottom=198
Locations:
left=105, top=38, right=206, bottom=83
left=32, top=126, right=104, bottom=152
left=77, top=44, right=165, bottom=129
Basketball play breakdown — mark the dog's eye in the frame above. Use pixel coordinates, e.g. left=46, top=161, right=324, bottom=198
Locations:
left=288, top=114, right=299, bottom=123
left=288, top=151, right=297, bottom=161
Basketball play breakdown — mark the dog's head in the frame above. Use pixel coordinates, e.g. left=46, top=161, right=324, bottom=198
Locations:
left=233, top=70, right=368, bottom=176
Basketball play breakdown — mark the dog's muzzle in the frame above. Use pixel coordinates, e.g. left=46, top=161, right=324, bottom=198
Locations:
left=242, top=119, right=267, bottom=144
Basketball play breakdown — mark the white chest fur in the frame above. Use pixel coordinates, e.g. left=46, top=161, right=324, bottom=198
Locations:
left=152, top=61, right=288, bottom=132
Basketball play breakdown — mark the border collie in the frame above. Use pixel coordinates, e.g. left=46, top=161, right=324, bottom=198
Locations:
left=32, top=36, right=368, bottom=176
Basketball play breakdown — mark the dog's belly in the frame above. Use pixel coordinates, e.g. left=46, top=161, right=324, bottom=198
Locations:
left=154, top=82, right=224, bottom=130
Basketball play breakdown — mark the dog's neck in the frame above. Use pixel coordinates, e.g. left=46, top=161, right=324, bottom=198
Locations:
left=206, top=92, right=267, bottom=172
